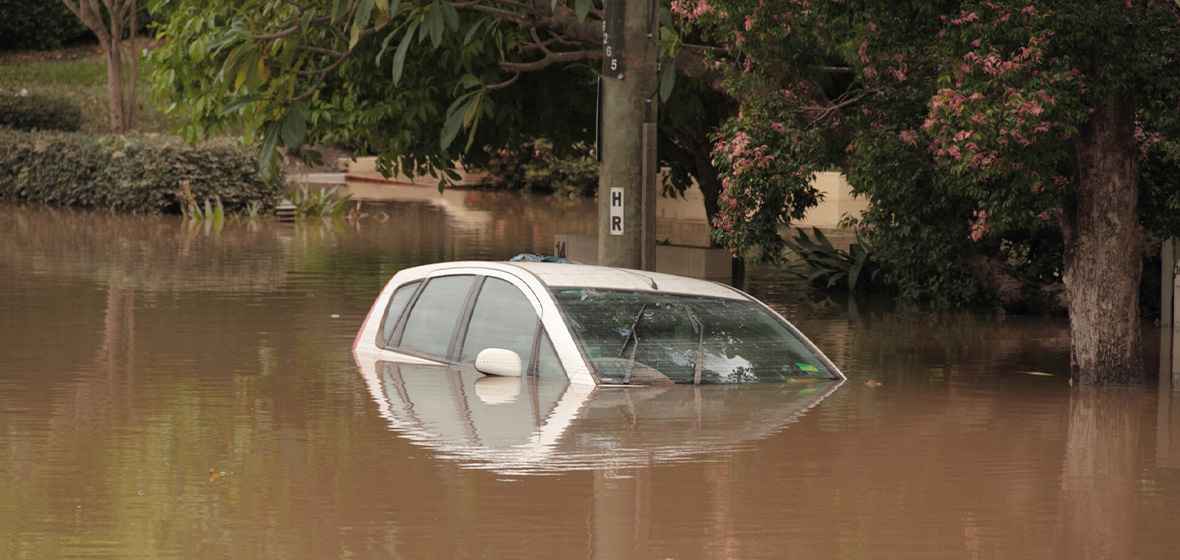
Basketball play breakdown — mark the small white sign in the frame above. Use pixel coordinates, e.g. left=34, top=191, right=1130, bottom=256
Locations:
left=609, top=188, right=624, bottom=236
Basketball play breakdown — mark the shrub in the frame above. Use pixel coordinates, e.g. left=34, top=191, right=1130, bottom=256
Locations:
left=783, top=228, right=885, bottom=293
left=0, top=0, right=90, bottom=50
left=0, top=129, right=283, bottom=214
left=0, top=92, right=83, bottom=132
left=475, top=139, right=597, bottom=198
left=284, top=185, right=352, bottom=218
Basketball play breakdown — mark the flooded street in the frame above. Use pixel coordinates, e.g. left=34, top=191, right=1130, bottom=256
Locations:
left=3, top=194, right=1180, bottom=559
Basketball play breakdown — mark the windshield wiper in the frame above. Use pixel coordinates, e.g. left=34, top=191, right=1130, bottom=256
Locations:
left=617, top=304, right=646, bottom=384
left=686, top=305, right=705, bottom=385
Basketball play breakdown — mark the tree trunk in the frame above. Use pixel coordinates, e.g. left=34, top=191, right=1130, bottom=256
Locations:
left=105, top=39, right=127, bottom=134
left=63, top=0, right=135, bottom=133
left=1062, top=91, right=1144, bottom=386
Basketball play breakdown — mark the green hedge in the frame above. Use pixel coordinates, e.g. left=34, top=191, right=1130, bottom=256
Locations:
left=0, top=0, right=90, bottom=50
left=0, top=93, right=83, bottom=132
left=0, top=129, right=284, bottom=214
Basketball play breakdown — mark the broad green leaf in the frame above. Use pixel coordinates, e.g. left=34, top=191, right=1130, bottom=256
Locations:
left=350, top=25, right=363, bottom=50
left=659, top=7, right=673, bottom=29
left=353, top=0, right=375, bottom=44
left=281, top=105, right=308, bottom=147
left=575, top=0, right=590, bottom=22
left=848, top=260, right=861, bottom=290
left=220, top=94, right=258, bottom=116
left=659, top=58, right=676, bottom=102
left=331, top=0, right=350, bottom=22
left=426, top=5, right=444, bottom=47
left=256, top=56, right=268, bottom=85
left=391, top=28, right=414, bottom=84
left=441, top=2, right=459, bottom=31
left=463, top=91, right=484, bottom=151
left=441, top=93, right=475, bottom=149
left=260, top=121, right=281, bottom=168
left=458, top=73, right=481, bottom=88
left=376, top=28, right=398, bottom=64
left=234, top=61, right=249, bottom=89
left=812, top=227, right=836, bottom=251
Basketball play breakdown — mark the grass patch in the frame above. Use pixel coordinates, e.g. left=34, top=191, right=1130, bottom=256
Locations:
left=0, top=52, right=183, bottom=134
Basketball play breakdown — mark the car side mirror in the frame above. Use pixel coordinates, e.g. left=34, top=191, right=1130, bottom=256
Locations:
left=474, top=348, right=523, bottom=377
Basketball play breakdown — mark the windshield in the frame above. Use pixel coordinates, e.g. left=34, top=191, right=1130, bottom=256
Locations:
left=552, top=288, right=839, bottom=384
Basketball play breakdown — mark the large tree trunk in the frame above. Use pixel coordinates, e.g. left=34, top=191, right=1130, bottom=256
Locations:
left=1061, top=91, right=1144, bottom=386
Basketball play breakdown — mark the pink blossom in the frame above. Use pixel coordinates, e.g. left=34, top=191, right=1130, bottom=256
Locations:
left=969, top=210, right=989, bottom=241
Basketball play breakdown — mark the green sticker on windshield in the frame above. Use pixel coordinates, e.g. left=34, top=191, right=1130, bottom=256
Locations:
left=796, top=363, right=820, bottom=375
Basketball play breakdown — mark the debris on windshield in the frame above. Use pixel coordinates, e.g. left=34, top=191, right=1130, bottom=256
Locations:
left=686, top=305, right=705, bottom=385
left=618, top=304, right=647, bottom=383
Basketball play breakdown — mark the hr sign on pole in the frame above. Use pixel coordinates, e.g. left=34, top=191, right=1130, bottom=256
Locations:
left=610, top=187, right=624, bottom=235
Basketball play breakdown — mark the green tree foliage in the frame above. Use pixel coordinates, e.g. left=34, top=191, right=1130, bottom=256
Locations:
left=682, top=0, right=1180, bottom=385
left=147, top=0, right=738, bottom=214
left=150, top=1, right=624, bottom=175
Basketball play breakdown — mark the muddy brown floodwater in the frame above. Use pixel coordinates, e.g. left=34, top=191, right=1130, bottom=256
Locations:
left=2, top=192, right=1180, bottom=560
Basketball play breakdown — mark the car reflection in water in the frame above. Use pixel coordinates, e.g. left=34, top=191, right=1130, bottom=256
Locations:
left=354, top=356, right=843, bottom=475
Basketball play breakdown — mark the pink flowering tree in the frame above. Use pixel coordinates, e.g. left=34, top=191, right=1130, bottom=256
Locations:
left=692, top=0, right=1180, bottom=386
left=710, top=97, right=829, bottom=261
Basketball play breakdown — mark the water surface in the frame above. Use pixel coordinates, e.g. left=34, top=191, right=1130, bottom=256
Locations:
left=2, top=197, right=1179, bottom=559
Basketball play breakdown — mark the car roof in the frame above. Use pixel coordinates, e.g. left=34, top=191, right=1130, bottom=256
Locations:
left=409, top=261, right=749, bottom=300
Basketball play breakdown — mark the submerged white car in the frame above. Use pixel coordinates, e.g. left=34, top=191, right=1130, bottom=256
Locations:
left=353, top=261, right=844, bottom=386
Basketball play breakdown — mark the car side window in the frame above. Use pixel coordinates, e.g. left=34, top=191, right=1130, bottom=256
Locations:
left=535, top=330, right=566, bottom=380
left=459, top=277, right=539, bottom=369
left=380, top=281, right=420, bottom=346
left=399, top=275, right=477, bottom=358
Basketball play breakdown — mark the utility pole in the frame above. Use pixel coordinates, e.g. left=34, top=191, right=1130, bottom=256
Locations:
left=598, top=0, right=658, bottom=270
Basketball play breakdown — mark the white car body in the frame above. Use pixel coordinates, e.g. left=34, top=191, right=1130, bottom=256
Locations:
left=353, top=261, right=844, bottom=386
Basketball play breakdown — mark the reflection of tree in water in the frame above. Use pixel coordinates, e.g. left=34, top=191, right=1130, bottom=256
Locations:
left=0, top=206, right=288, bottom=291
left=1061, top=388, right=1150, bottom=560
